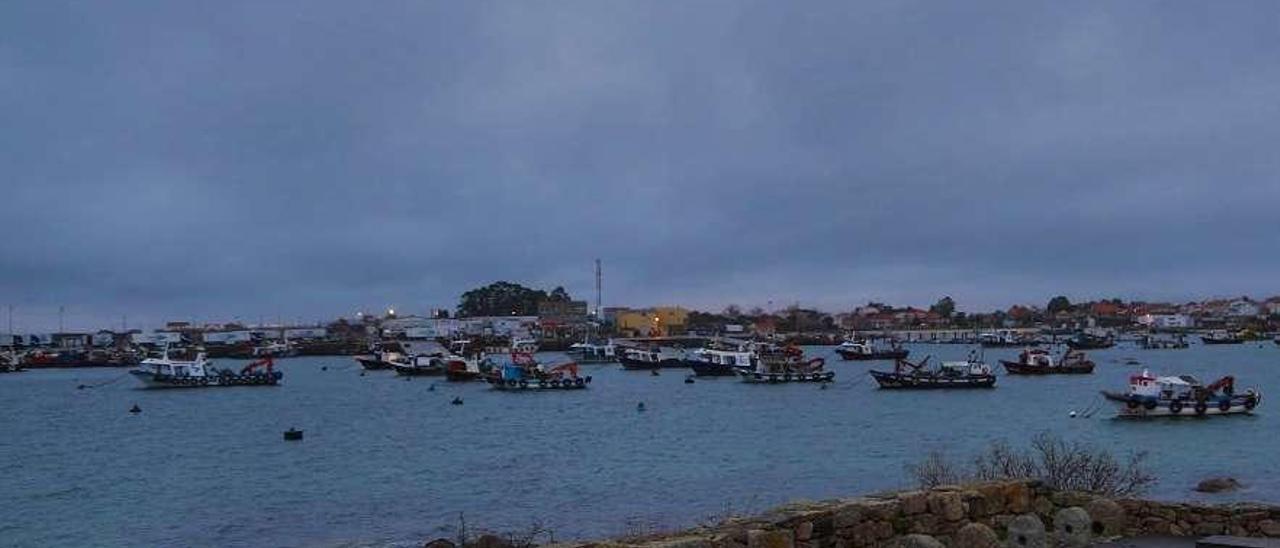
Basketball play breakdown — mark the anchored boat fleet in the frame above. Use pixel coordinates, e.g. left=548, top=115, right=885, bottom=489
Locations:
left=106, top=333, right=1266, bottom=420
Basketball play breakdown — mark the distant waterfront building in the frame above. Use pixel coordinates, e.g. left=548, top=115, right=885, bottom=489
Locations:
left=283, top=327, right=326, bottom=340
left=615, top=307, right=689, bottom=337
left=1137, top=314, right=1194, bottom=329
left=203, top=331, right=254, bottom=344
left=131, top=331, right=184, bottom=345
left=1226, top=299, right=1262, bottom=318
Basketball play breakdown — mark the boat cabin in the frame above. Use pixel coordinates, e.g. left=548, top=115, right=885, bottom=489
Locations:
left=940, top=361, right=992, bottom=376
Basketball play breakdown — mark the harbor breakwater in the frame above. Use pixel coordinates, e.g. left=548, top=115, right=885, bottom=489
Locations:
left=452, top=480, right=1280, bottom=548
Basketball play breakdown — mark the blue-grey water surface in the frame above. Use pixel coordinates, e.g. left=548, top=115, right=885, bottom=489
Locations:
left=2, top=342, right=1277, bottom=547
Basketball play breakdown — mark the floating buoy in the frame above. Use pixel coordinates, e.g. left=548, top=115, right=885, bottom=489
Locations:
left=637, top=402, right=646, bottom=412
left=684, top=376, right=695, bottom=384
left=359, top=371, right=366, bottom=377
left=1069, top=411, right=1078, bottom=418
left=819, top=383, right=829, bottom=390
left=428, top=383, right=435, bottom=391
left=77, top=384, right=87, bottom=390
left=650, top=370, right=660, bottom=376
left=451, top=396, right=463, bottom=405
left=321, top=366, right=328, bottom=371
left=129, top=404, right=141, bottom=414
left=283, top=428, right=303, bottom=441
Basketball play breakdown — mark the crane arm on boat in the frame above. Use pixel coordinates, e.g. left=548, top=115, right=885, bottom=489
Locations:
left=241, top=355, right=275, bottom=375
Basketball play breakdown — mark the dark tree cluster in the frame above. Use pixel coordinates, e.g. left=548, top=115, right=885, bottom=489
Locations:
left=457, top=282, right=572, bottom=317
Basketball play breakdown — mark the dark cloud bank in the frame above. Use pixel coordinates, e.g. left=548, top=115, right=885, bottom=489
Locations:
left=2, top=1, right=1278, bottom=330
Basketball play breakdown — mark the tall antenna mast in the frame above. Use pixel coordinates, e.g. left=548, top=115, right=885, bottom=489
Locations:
left=594, top=258, right=602, bottom=319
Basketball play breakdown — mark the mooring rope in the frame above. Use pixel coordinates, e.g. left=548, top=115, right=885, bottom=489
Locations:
left=77, top=372, right=130, bottom=390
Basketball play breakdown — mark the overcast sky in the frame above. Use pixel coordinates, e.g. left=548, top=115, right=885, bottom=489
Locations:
left=2, top=1, right=1279, bottom=331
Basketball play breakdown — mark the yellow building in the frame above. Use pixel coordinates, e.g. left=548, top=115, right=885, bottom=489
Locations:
left=615, top=307, right=689, bottom=337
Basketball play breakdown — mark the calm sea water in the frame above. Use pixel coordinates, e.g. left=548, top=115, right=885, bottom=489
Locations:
left=2, top=342, right=1277, bottom=547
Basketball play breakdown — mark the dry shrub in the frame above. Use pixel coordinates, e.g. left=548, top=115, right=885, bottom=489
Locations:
left=907, top=432, right=1154, bottom=497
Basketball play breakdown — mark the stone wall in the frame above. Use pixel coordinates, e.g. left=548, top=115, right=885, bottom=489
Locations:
left=527, top=481, right=1280, bottom=548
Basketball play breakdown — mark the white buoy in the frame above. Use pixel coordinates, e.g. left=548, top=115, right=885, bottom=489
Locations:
left=1069, top=411, right=1078, bottom=418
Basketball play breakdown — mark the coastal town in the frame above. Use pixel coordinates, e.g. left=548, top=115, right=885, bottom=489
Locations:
left=4, top=281, right=1280, bottom=369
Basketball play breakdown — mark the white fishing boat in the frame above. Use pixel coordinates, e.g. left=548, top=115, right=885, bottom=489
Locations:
left=1101, top=370, right=1260, bottom=418
left=567, top=341, right=616, bottom=364
left=129, top=347, right=281, bottom=388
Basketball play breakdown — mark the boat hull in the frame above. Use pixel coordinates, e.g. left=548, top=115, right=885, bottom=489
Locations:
left=128, top=370, right=282, bottom=389
left=687, top=361, right=740, bottom=376
left=1101, top=390, right=1261, bottom=418
left=392, top=364, right=444, bottom=376
left=485, top=376, right=591, bottom=390
left=835, top=349, right=909, bottom=361
left=870, top=370, right=996, bottom=389
left=354, top=355, right=391, bottom=370
left=1201, top=337, right=1244, bottom=345
left=736, top=370, right=834, bottom=383
left=1065, top=341, right=1114, bottom=350
left=618, top=355, right=684, bottom=370
left=1000, top=360, right=1094, bottom=375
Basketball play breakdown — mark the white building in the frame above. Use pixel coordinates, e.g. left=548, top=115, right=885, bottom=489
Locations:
left=1226, top=300, right=1262, bottom=318
left=1137, top=314, right=1194, bottom=329
left=203, top=331, right=254, bottom=344
left=131, top=331, right=184, bottom=345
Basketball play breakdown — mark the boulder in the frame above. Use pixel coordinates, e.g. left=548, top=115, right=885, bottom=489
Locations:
left=747, top=529, right=794, bottom=548
left=1003, top=483, right=1031, bottom=514
left=887, top=534, right=945, bottom=548
left=794, top=522, right=814, bottom=542
left=1053, top=507, right=1092, bottom=548
left=1005, top=514, right=1046, bottom=548
left=1195, top=477, right=1243, bottom=493
left=424, top=539, right=457, bottom=548
left=952, top=523, right=1000, bottom=548
left=1256, top=520, right=1280, bottom=537
left=1083, top=499, right=1126, bottom=537
left=928, top=492, right=966, bottom=522
left=898, top=492, right=929, bottom=516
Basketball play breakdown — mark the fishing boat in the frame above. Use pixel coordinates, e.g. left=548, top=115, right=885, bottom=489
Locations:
left=352, top=342, right=407, bottom=370
left=390, top=353, right=446, bottom=376
left=1000, top=348, right=1094, bottom=375
left=484, top=353, right=591, bottom=390
left=1101, top=370, right=1261, bottom=418
left=736, top=345, right=832, bottom=383
left=1139, top=334, right=1189, bottom=350
left=442, top=340, right=494, bottom=382
left=0, top=350, right=23, bottom=373
left=252, top=340, right=297, bottom=358
left=566, top=341, right=616, bottom=364
left=834, top=339, right=909, bottom=361
left=1201, top=331, right=1244, bottom=345
left=870, top=354, right=996, bottom=389
left=1065, top=333, right=1114, bottom=350
left=686, top=341, right=755, bottom=377
left=978, top=330, right=1032, bottom=348
left=617, top=345, right=686, bottom=370
left=129, top=349, right=281, bottom=388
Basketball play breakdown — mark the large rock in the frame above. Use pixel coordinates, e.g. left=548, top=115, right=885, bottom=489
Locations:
left=747, top=529, right=794, bottom=548
left=1005, top=514, right=1046, bottom=548
left=898, top=492, right=929, bottom=516
left=1053, top=507, right=1092, bottom=548
left=1195, top=477, right=1243, bottom=493
left=1003, top=483, right=1032, bottom=514
left=952, top=523, right=1000, bottom=548
left=887, top=534, right=944, bottom=548
left=1258, top=520, right=1280, bottom=536
left=928, top=492, right=966, bottom=522
left=1084, top=499, right=1126, bottom=537
left=424, top=539, right=457, bottom=548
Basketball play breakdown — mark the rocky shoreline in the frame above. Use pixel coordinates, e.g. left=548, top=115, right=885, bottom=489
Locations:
left=429, top=480, right=1280, bottom=548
